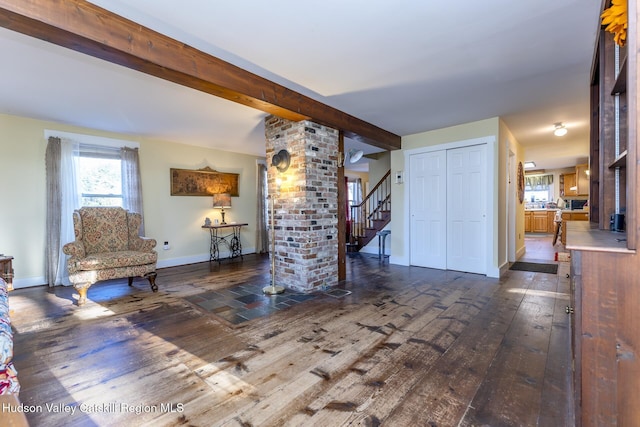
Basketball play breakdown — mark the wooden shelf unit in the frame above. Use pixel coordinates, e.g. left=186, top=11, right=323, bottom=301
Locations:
left=568, top=2, right=640, bottom=425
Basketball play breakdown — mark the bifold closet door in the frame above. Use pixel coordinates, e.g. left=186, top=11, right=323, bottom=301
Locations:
left=446, top=144, right=487, bottom=274
left=409, top=150, right=447, bottom=269
left=409, top=144, right=487, bottom=274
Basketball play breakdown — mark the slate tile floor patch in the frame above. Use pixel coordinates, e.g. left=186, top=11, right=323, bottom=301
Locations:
left=325, top=288, right=352, bottom=298
left=184, top=283, right=319, bottom=325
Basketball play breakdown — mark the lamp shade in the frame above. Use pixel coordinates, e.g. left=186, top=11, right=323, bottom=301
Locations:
left=212, top=193, right=232, bottom=208
left=272, top=149, right=291, bottom=172
left=348, top=149, right=364, bottom=163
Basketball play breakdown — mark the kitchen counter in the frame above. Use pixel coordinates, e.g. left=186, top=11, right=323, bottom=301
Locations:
left=525, top=208, right=588, bottom=212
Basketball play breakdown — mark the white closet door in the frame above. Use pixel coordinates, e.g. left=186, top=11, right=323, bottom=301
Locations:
left=409, top=150, right=447, bottom=269
left=446, top=144, right=487, bottom=274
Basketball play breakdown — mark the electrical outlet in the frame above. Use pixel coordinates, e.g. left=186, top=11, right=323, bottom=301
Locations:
left=163, top=241, right=170, bottom=250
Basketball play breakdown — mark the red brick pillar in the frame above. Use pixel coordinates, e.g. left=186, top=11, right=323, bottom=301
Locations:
left=264, top=116, right=339, bottom=292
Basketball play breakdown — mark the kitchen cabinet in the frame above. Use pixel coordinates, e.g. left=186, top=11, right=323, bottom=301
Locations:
left=562, top=165, right=589, bottom=197
left=547, top=210, right=557, bottom=233
left=524, top=210, right=559, bottom=234
left=563, top=173, right=577, bottom=197
left=532, top=211, right=548, bottom=233
left=576, top=163, right=590, bottom=196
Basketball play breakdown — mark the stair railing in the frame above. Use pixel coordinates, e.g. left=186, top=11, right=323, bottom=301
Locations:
left=350, top=170, right=391, bottom=242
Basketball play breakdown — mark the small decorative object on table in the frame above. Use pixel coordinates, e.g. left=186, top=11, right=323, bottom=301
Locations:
left=212, top=193, right=232, bottom=225
left=204, top=217, right=212, bottom=227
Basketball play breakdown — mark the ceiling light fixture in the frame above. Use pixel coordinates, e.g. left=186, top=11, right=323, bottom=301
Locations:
left=524, top=161, right=536, bottom=169
left=553, top=122, right=568, bottom=137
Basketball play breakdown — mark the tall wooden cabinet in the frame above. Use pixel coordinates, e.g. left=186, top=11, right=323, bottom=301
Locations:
left=567, top=1, right=640, bottom=425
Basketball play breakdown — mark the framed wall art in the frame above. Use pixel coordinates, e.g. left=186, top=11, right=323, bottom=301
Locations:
left=170, top=166, right=239, bottom=196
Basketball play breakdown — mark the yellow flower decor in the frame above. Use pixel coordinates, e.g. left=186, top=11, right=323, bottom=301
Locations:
left=601, top=0, right=627, bottom=46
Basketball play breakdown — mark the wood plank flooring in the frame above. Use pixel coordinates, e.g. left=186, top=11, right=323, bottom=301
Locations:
left=6, top=251, right=573, bottom=426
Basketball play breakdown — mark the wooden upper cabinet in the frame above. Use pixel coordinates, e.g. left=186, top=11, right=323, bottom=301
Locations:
left=563, top=173, right=577, bottom=196
left=562, top=165, right=589, bottom=197
left=576, top=164, right=590, bottom=196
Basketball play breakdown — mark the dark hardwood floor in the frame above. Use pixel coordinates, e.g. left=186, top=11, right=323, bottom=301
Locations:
left=7, top=251, right=573, bottom=426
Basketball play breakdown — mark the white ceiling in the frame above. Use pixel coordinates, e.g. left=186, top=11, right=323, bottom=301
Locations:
left=0, top=0, right=602, bottom=172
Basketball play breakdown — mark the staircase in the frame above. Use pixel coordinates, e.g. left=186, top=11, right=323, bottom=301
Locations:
left=347, top=170, right=391, bottom=252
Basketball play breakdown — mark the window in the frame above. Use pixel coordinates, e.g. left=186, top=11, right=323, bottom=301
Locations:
left=347, top=179, right=363, bottom=207
left=45, top=131, right=144, bottom=286
left=524, top=174, right=554, bottom=204
left=78, top=147, right=123, bottom=207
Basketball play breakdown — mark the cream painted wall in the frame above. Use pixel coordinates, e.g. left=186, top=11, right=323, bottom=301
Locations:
left=367, top=151, right=391, bottom=186
left=390, top=117, right=523, bottom=277
left=0, top=113, right=262, bottom=288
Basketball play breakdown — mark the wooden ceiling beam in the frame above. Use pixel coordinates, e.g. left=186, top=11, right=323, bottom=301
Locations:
left=0, top=0, right=400, bottom=151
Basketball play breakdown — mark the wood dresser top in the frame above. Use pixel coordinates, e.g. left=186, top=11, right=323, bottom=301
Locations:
left=565, top=221, right=635, bottom=254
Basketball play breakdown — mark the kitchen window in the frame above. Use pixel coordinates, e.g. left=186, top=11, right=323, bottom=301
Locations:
left=524, top=174, right=554, bottom=203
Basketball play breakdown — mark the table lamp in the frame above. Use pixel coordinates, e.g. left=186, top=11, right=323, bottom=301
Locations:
left=212, top=193, right=231, bottom=224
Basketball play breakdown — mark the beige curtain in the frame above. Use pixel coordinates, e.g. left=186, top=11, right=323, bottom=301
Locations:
left=45, top=136, right=79, bottom=286
left=256, top=163, right=269, bottom=253
left=121, top=147, right=145, bottom=235
left=45, top=137, right=61, bottom=287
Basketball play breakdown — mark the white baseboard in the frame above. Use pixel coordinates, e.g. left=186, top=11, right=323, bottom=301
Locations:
left=157, top=254, right=209, bottom=269
left=12, top=276, right=46, bottom=289
left=157, top=246, right=256, bottom=269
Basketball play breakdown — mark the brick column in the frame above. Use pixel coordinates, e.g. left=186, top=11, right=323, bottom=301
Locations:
left=264, top=116, right=339, bottom=292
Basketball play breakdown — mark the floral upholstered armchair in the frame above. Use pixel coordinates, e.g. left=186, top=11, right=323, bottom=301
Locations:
left=63, top=207, right=158, bottom=305
left=0, top=278, right=19, bottom=396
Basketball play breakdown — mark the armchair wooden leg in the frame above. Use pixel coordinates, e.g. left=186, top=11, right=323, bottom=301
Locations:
left=74, top=284, right=89, bottom=305
left=128, top=277, right=134, bottom=287
left=146, top=272, right=158, bottom=292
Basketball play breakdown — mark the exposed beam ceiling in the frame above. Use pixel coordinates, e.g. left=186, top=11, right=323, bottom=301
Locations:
left=0, top=0, right=400, bottom=151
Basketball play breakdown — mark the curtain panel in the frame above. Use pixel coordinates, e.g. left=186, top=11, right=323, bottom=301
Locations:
left=121, top=147, right=145, bottom=235
left=255, top=163, right=268, bottom=254
left=525, top=174, right=553, bottom=189
left=45, top=137, right=80, bottom=286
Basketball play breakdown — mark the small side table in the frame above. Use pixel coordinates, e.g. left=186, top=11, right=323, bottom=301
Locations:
left=376, top=230, right=391, bottom=261
left=202, top=223, right=248, bottom=262
left=0, top=255, right=14, bottom=291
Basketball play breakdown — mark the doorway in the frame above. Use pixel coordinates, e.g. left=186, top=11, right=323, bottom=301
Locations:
left=520, top=234, right=557, bottom=263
